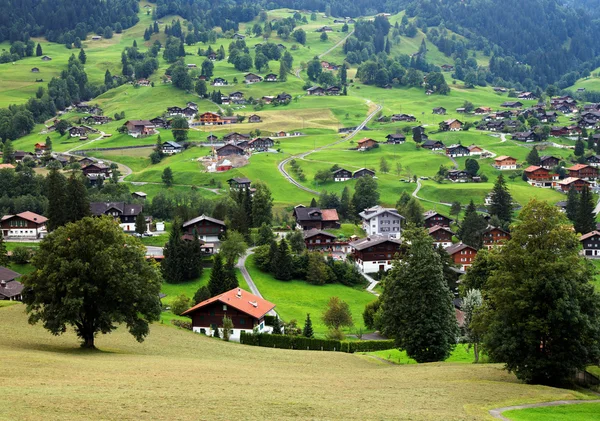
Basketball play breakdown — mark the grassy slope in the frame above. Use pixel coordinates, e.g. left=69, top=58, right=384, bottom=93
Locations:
left=0, top=303, right=592, bottom=421
left=504, top=403, right=600, bottom=421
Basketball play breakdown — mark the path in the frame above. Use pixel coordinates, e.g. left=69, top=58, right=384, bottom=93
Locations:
left=277, top=102, right=383, bottom=195
left=364, top=271, right=379, bottom=296
left=489, top=399, right=600, bottom=421
left=293, top=29, right=354, bottom=80
left=412, top=179, right=452, bottom=207
left=65, top=131, right=106, bottom=154
left=236, top=249, right=278, bottom=317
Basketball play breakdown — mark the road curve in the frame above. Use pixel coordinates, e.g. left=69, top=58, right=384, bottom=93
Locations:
left=277, top=102, right=383, bottom=196
left=489, top=399, right=600, bottom=421
left=412, top=179, right=452, bottom=207
left=236, top=249, right=278, bottom=317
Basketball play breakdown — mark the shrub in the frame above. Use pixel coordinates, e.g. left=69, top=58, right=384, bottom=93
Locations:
left=171, top=319, right=192, bottom=330
left=239, top=332, right=395, bottom=353
left=170, top=294, right=191, bottom=315
left=326, top=328, right=345, bottom=340
left=11, top=246, right=31, bottom=264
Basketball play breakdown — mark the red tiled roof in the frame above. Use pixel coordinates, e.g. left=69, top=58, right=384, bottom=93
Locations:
left=580, top=231, right=600, bottom=241
left=1, top=211, right=47, bottom=224
left=567, top=164, right=590, bottom=171
left=182, top=288, right=275, bottom=319
left=524, top=165, right=544, bottom=172
left=321, top=209, right=339, bottom=221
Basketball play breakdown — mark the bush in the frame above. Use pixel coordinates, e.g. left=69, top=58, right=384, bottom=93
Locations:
left=11, top=247, right=31, bottom=264
left=326, top=328, right=345, bottom=340
left=170, top=294, right=191, bottom=315
left=171, top=319, right=192, bottom=330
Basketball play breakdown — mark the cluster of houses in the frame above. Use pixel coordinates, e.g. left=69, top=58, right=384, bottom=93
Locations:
left=306, top=86, right=342, bottom=96
left=524, top=160, right=599, bottom=192
left=211, top=133, right=276, bottom=157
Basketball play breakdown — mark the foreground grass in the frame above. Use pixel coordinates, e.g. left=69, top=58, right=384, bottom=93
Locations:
left=0, top=304, right=593, bottom=420
left=504, top=403, right=600, bottom=421
left=365, top=345, right=488, bottom=365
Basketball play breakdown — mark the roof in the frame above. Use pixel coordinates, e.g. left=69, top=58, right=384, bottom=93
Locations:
left=358, top=206, right=403, bottom=221
left=227, top=177, right=251, bottom=184
left=0, top=279, right=24, bottom=298
left=423, top=211, right=450, bottom=221
left=428, top=225, right=454, bottom=235
left=524, top=165, right=544, bottom=172
left=182, top=288, right=275, bottom=319
left=446, top=242, right=476, bottom=255
left=0, top=164, right=15, bottom=169
left=303, top=229, right=337, bottom=240
left=494, top=155, right=515, bottom=162
left=581, top=231, right=600, bottom=241
left=483, top=225, right=509, bottom=235
left=125, top=120, right=153, bottom=126
left=1, top=211, right=47, bottom=225
left=558, top=177, right=586, bottom=185
left=182, top=215, right=225, bottom=228
left=162, top=141, right=182, bottom=148
left=89, top=202, right=143, bottom=217
left=321, top=209, right=339, bottom=221
left=540, top=155, right=558, bottom=161
left=350, top=235, right=402, bottom=251
left=0, top=266, right=21, bottom=282
left=567, top=164, right=591, bottom=171
left=332, top=168, right=350, bottom=175
left=133, top=192, right=147, bottom=197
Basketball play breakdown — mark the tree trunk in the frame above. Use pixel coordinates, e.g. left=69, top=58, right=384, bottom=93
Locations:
left=81, top=336, right=95, bottom=349
left=474, top=342, right=479, bottom=363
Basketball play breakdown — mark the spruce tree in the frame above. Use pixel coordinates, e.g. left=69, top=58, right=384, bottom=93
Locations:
left=193, top=286, right=211, bottom=304
left=302, top=313, right=314, bottom=338
left=339, top=186, right=350, bottom=220
left=36, top=43, right=42, bottom=56
left=257, top=223, right=274, bottom=246
left=278, top=60, right=288, bottom=82
left=380, top=228, right=458, bottom=362
left=78, top=48, right=86, bottom=64
left=46, top=169, right=67, bottom=231
left=182, top=231, right=203, bottom=280
left=273, top=238, right=293, bottom=281
left=526, top=147, right=541, bottom=165
left=575, top=185, right=596, bottom=234
left=2, top=140, right=14, bottom=163
left=310, top=197, right=318, bottom=207
left=457, top=200, right=487, bottom=249
left=223, top=260, right=239, bottom=291
left=267, top=239, right=278, bottom=270
left=574, top=139, right=585, bottom=157
left=135, top=212, right=146, bottom=235
left=0, top=234, right=9, bottom=267
left=161, top=220, right=185, bottom=283
left=65, top=173, right=90, bottom=224
left=272, top=316, right=282, bottom=334
left=565, top=187, right=579, bottom=223
left=208, top=253, right=227, bottom=296
left=251, top=182, right=272, bottom=227
left=488, top=174, right=513, bottom=225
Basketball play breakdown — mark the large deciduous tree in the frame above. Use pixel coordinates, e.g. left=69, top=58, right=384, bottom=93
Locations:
left=23, top=216, right=162, bottom=348
left=479, top=200, right=600, bottom=385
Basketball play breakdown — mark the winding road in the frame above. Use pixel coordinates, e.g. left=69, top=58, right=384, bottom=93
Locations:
left=236, top=249, right=278, bottom=317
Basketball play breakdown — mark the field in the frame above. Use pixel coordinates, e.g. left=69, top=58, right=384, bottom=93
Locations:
left=0, top=303, right=596, bottom=421
left=503, top=403, right=600, bottom=421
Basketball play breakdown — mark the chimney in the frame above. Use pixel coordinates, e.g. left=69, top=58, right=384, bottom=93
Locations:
left=249, top=301, right=258, bottom=308
left=0, top=280, right=5, bottom=288
left=236, top=288, right=242, bottom=298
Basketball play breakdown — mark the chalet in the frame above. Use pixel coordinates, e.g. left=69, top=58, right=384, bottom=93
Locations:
left=233, top=33, right=246, bottom=40
left=244, top=73, right=263, bottom=84
left=306, top=86, right=326, bottom=96
left=248, top=114, right=262, bottom=123
left=359, top=206, right=404, bottom=239
left=221, top=116, right=239, bottom=125
left=0, top=267, right=23, bottom=301
left=493, top=156, right=517, bottom=170
left=390, top=114, right=416, bottom=122
left=90, top=202, right=145, bottom=232
left=440, top=119, right=463, bottom=132
left=512, top=131, right=539, bottom=142
left=468, top=145, right=484, bottom=155
left=207, top=52, right=217, bottom=61
left=357, top=138, right=378, bottom=150
left=261, top=96, right=276, bottom=104
left=124, top=120, right=155, bottom=137
left=429, top=225, right=454, bottom=248
left=41, top=55, right=52, bottom=61
left=222, top=132, right=250, bottom=143
left=385, top=133, right=406, bottom=144
left=324, top=86, right=340, bottom=96
left=182, top=288, right=275, bottom=341
left=83, top=115, right=111, bottom=125
left=294, top=206, right=340, bottom=231
left=197, top=112, right=224, bottom=125
left=136, top=79, right=151, bottom=86
left=132, top=192, right=147, bottom=201
left=587, top=155, right=600, bottom=168
left=350, top=235, right=403, bottom=272
left=441, top=64, right=454, bottom=71
left=13, top=151, right=33, bottom=163
left=230, top=91, right=245, bottom=101
left=276, top=92, right=292, bottom=102
left=303, top=229, right=340, bottom=251
left=227, top=178, right=252, bottom=190
left=557, top=177, right=590, bottom=193
left=31, top=67, right=39, bottom=73
left=580, top=231, right=600, bottom=257
left=1, top=211, right=47, bottom=239
left=550, top=126, right=569, bottom=137
left=493, top=87, right=507, bottom=93
left=316, top=26, right=333, bottom=32
left=78, top=157, right=95, bottom=167
left=216, top=144, right=245, bottom=157
left=501, top=101, right=523, bottom=108
left=423, top=211, right=452, bottom=228
left=455, top=108, right=466, bottom=114
left=539, top=155, right=560, bottom=169
left=474, top=107, right=492, bottom=115
left=482, top=226, right=511, bottom=249
left=264, top=73, right=278, bottom=82
left=150, top=117, right=170, bottom=129
left=332, top=168, right=352, bottom=182
left=422, top=139, right=445, bottom=151
left=447, top=243, right=477, bottom=270
left=432, top=107, right=447, bottom=115
left=446, top=144, right=470, bottom=157
left=353, top=168, right=375, bottom=178
left=212, top=78, right=228, bottom=86
left=540, top=111, right=558, bottom=123
left=518, top=92, right=536, bottom=100
left=524, top=165, right=556, bottom=188
left=447, top=170, right=470, bottom=182
left=567, top=164, right=598, bottom=180
left=182, top=215, right=226, bottom=243
left=81, top=163, right=111, bottom=181
left=68, top=126, right=87, bottom=137
left=187, top=63, right=197, bottom=68
left=248, top=137, right=274, bottom=151
left=161, top=141, right=183, bottom=154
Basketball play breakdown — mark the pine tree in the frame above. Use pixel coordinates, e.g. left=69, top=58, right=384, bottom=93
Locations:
left=574, top=139, right=585, bottom=157
left=273, top=238, right=293, bottom=281
left=223, top=260, right=239, bottom=291
left=575, top=185, right=596, bottom=234
left=161, top=220, right=185, bottom=283
left=65, top=173, right=90, bottom=224
left=310, top=197, right=318, bottom=207
left=380, top=227, right=458, bottom=362
left=78, top=48, right=86, bottom=64
left=257, top=223, right=274, bottom=246
left=526, top=147, right=541, bottom=165
left=339, top=186, right=350, bottom=220
left=135, top=212, right=146, bottom=234
left=133, top=40, right=137, bottom=48
left=457, top=200, right=487, bottom=249
left=45, top=136, right=52, bottom=151
left=0, top=234, right=9, bottom=267
left=488, top=174, right=513, bottom=225
left=565, top=187, right=579, bottom=223
left=340, top=65, right=347, bottom=85
left=272, top=316, right=283, bottom=334
left=268, top=239, right=278, bottom=269
left=36, top=43, right=42, bottom=57
left=46, top=169, right=67, bottom=231
left=279, top=60, right=288, bottom=82
left=251, top=182, right=273, bottom=227
left=208, top=253, right=227, bottom=296
left=302, top=313, right=314, bottom=338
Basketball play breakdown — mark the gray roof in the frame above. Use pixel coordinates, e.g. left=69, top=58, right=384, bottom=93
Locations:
left=0, top=279, right=23, bottom=298
left=0, top=266, right=21, bottom=282
left=358, top=206, right=404, bottom=221
left=183, top=215, right=225, bottom=228
left=89, top=202, right=143, bottom=217
left=303, top=229, right=337, bottom=240
left=162, top=141, right=182, bottom=148
left=446, top=242, right=475, bottom=255
left=350, top=235, right=402, bottom=251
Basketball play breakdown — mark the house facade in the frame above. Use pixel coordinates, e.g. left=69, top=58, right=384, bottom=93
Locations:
left=493, top=156, right=517, bottom=170
left=567, top=164, right=598, bottom=180
left=446, top=144, right=470, bottom=157
left=482, top=226, right=511, bottom=249
left=428, top=226, right=454, bottom=248
left=162, top=141, right=183, bottom=154
left=125, top=120, right=155, bottom=137
left=293, top=206, right=340, bottom=230
left=557, top=177, right=590, bottom=193
left=0, top=266, right=23, bottom=301
left=446, top=242, right=478, bottom=270
left=89, top=202, right=145, bottom=232
left=350, top=235, right=403, bottom=273
left=81, top=163, right=111, bottom=181
left=216, top=144, right=245, bottom=157
left=385, top=134, right=405, bottom=144
left=332, top=168, right=352, bottom=181
left=0, top=212, right=47, bottom=239
left=580, top=231, right=600, bottom=257
left=303, top=229, right=349, bottom=252
left=352, top=168, right=375, bottom=178
left=182, top=215, right=226, bottom=243
left=423, top=211, right=452, bottom=228
left=359, top=206, right=404, bottom=239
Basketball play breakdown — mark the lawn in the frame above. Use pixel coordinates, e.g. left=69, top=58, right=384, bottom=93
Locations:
left=503, top=403, right=600, bottom=421
left=364, top=344, right=487, bottom=364
left=0, top=303, right=593, bottom=420
left=245, top=254, right=376, bottom=336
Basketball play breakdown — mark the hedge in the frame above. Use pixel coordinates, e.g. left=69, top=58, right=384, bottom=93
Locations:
left=240, top=332, right=395, bottom=353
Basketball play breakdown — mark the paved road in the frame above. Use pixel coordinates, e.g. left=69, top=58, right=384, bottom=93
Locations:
left=412, top=179, right=452, bottom=207
left=489, top=399, right=600, bottom=421
left=277, top=103, right=383, bottom=195
left=236, top=249, right=278, bottom=316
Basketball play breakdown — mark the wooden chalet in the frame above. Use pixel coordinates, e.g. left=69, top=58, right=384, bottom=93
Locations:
left=124, top=120, right=155, bottom=137
left=557, top=177, right=590, bottom=193
left=293, top=206, right=340, bottom=231
left=248, top=114, right=262, bottom=123
left=428, top=225, right=454, bottom=248
left=587, top=155, right=600, bottom=168
left=90, top=202, right=144, bottom=232
left=216, top=144, right=245, bottom=157
left=501, top=101, right=523, bottom=108
left=352, top=168, right=375, bottom=178
left=264, top=73, right=278, bottom=82
left=567, top=164, right=598, bottom=180
left=493, top=156, right=517, bottom=170
left=306, top=86, right=326, bottom=96
left=539, top=155, right=560, bottom=169
left=580, top=231, right=600, bottom=257
left=1, top=211, right=47, bottom=239
left=440, top=119, right=463, bottom=131
left=447, top=170, right=470, bottom=182
left=349, top=235, right=403, bottom=272
left=422, top=140, right=445, bottom=150
left=423, top=211, right=452, bottom=228
left=248, top=137, right=274, bottom=151
left=244, top=73, right=263, bottom=84
left=446, top=144, right=470, bottom=157
left=303, top=229, right=344, bottom=251
left=385, top=133, right=406, bottom=144
left=182, top=215, right=226, bottom=243
left=432, top=107, right=446, bottom=115
left=357, top=138, right=378, bottom=150
left=227, top=178, right=252, bottom=190
left=468, top=145, right=484, bottom=155
left=81, top=163, right=111, bottom=181
left=446, top=242, right=477, bottom=270
left=0, top=267, right=23, bottom=301
left=333, top=168, right=352, bottom=182
left=390, top=114, right=416, bottom=122
left=482, top=226, right=511, bottom=249
left=161, top=141, right=183, bottom=154
left=222, top=132, right=250, bottom=143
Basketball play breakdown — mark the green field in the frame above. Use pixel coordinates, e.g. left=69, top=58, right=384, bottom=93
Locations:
left=0, top=303, right=594, bottom=421
left=504, top=403, right=600, bottom=421
left=365, top=345, right=486, bottom=364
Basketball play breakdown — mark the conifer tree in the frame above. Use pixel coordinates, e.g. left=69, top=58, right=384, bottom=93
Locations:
left=45, top=136, right=52, bottom=150
left=457, top=200, right=487, bottom=249
left=575, top=185, right=596, bottom=234
left=223, top=260, right=239, bottom=291
left=251, top=182, right=272, bottom=228
left=526, top=147, right=540, bottom=165
left=303, top=313, right=314, bottom=338
left=182, top=231, right=203, bottom=280
left=208, top=253, right=227, bottom=296
left=565, top=187, right=579, bottom=223
left=339, top=186, right=350, bottom=220
left=46, top=169, right=67, bottom=231
left=78, top=48, right=86, bottom=64
left=193, top=286, right=211, bottom=304
left=273, top=238, right=293, bottom=281
left=135, top=212, right=146, bottom=235
left=278, top=60, right=288, bottom=82
left=2, top=140, right=14, bottom=163
left=65, top=173, right=90, bottom=225
left=310, top=197, right=318, bottom=207
left=161, top=220, right=185, bottom=283
left=379, top=228, right=458, bottom=362
left=488, top=174, right=513, bottom=225
left=36, top=43, right=42, bottom=56
left=0, top=234, right=9, bottom=267
left=257, top=223, right=274, bottom=246
left=272, top=315, right=283, bottom=334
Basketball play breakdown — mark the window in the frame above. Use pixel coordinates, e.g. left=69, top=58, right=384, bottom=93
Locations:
left=222, top=304, right=227, bottom=311
left=240, top=318, right=245, bottom=325
left=210, top=310, right=215, bottom=316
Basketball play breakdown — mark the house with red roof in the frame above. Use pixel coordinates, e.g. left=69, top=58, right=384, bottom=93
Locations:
left=0, top=211, right=48, bottom=239
left=567, top=164, right=598, bottom=180
left=182, top=288, right=276, bottom=340
left=523, top=165, right=558, bottom=188
left=446, top=242, right=477, bottom=270
left=428, top=225, right=454, bottom=248
left=557, top=177, right=590, bottom=193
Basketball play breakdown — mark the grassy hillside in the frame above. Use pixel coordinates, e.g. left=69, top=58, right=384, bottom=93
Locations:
left=0, top=303, right=593, bottom=421
left=504, top=403, right=600, bottom=420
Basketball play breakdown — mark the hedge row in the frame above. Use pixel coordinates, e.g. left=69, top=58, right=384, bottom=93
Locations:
left=240, top=332, right=395, bottom=353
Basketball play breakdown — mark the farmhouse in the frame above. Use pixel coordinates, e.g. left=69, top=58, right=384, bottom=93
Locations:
left=557, top=177, right=590, bottom=193
left=293, top=206, right=340, bottom=231
left=467, top=145, right=484, bottom=155
left=248, top=137, right=274, bottom=151
left=482, top=226, right=511, bottom=249
left=474, top=107, right=492, bottom=115
left=197, top=112, right=228, bottom=125
left=124, top=120, right=155, bottom=137
left=223, top=132, right=250, bottom=143
left=41, top=55, right=52, bottom=61
left=493, top=156, right=517, bottom=170
left=432, top=107, right=447, bottom=115
left=132, top=192, right=147, bottom=200
left=385, top=133, right=405, bottom=144
left=212, top=77, right=228, bottom=86
left=326, top=86, right=341, bottom=95
left=1, top=211, right=47, bottom=239
left=447, top=170, right=470, bottom=182
left=306, top=86, right=326, bottom=96
left=446, top=144, right=470, bottom=157
left=357, top=138, right=378, bottom=150
left=90, top=202, right=145, bottom=232
left=83, top=115, right=111, bottom=125
left=580, top=231, right=600, bottom=257
left=182, top=288, right=275, bottom=341
left=428, top=226, right=454, bottom=248
left=350, top=235, right=403, bottom=273
left=0, top=267, right=23, bottom=301
left=264, top=73, right=278, bottom=82
left=422, top=139, right=445, bottom=150
left=512, top=131, right=539, bottom=142
left=540, top=155, right=560, bottom=169
left=227, top=178, right=252, bottom=190
left=216, top=144, right=245, bottom=157
left=68, top=126, right=88, bottom=137
left=501, top=101, right=523, bottom=108
left=81, top=163, right=111, bottom=181
left=332, top=168, right=352, bottom=181
left=359, top=206, right=404, bottom=239
left=352, top=168, right=375, bottom=178
left=248, top=114, right=262, bottom=123
left=567, top=164, right=598, bottom=180
left=303, top=229, right=343, bottom=251
left=524, top=165, right=557, bottom=188
left=446, top=242, right=478, bottom=270
left=150, top=117, right=170, bottom=129
left=423, top=211, right=452, bottom=228
left=390, top=114, right=416, bottom=122
left=440, top=119, right=463, bottom=131
left=244, top=73, right=263, bottom=84
left=182, top=215, right=226, bottom=243
left=161, top=141, right=183, bottom=154
left=455, top=108, right=466, bottom=114
left=587, top=155, right=600, bottom=167
left=518, top=92, right=536, bottom=100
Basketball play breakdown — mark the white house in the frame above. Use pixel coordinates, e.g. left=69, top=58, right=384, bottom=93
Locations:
left=350, top=235, right=403, bottom=273
left=358, top=206, right=404, bottom=239
left=0, top=212, right=48, bottom=239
